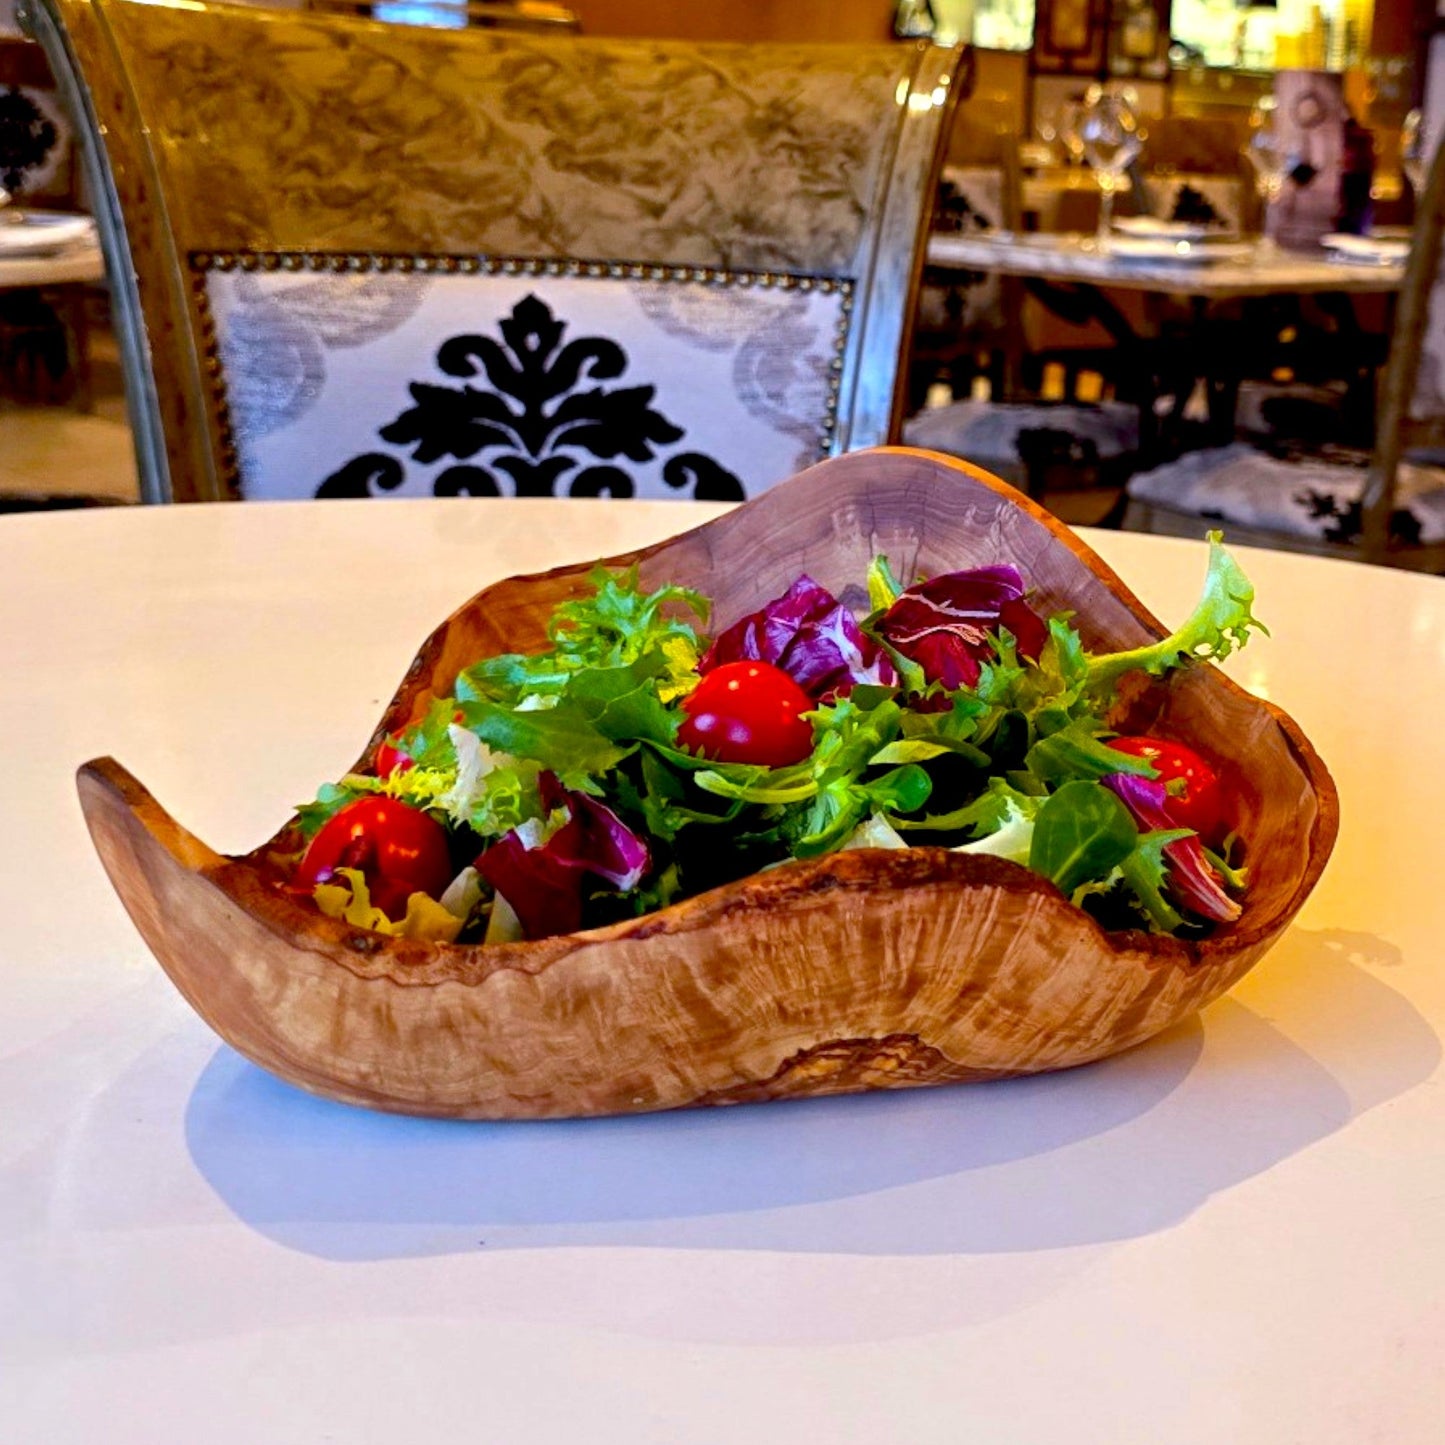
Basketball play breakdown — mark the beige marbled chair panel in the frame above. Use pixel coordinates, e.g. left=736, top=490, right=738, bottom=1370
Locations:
left=25, top=0, right=961, bottom=502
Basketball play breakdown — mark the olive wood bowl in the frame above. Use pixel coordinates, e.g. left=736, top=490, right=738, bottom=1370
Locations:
left=77, top=448, right=1338, bottom=1119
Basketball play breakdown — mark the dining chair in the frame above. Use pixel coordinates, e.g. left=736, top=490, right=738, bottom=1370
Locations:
left=0, top=34, right=95, bottom=410
left=907, top=146, right=1022, bottom=409
left=1123, top=133, right=1445, bottom=572
left=903, top=97, right=1154, bottom=501
left=1136, top=113, right=1250, bottom=234
left=22, top=0, right=962, bottom=504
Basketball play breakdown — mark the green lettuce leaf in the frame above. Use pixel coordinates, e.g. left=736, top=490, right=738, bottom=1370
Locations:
left=293, top=781, right=365, bottom=839
left=1116, top=828, right=1196, bottom=932
left=1084, top=533, right=1266, bottom=694
left=1025, top=717, right=1160, bottom=786
left=1028, top=779, right=1139, bottom=895
left=951, top=783, right=1041, bottom=865
left=456, top=696, right=627, bottom=785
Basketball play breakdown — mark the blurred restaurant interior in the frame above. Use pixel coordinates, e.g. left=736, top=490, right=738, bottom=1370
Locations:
left=9, top=11, right=1445, bottom=1431
left=1, top=0, right=1443, bottom=568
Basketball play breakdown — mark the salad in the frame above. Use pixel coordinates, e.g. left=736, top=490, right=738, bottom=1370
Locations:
left=285, top=533, right=1263, bottom=946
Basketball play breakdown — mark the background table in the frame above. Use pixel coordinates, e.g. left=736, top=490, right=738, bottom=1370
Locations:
left=925, top=231, right=1403, bottom=447
left=4, top=497, right=1444, bottom=1443
left=926, top=231, right=1406, bottom=298
left=0, top=221, right=107, bottom=416
left=0, top=235, right=104, bottom=292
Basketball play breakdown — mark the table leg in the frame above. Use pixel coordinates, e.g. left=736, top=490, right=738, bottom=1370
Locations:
left=57, top=285, right=94, bottom=413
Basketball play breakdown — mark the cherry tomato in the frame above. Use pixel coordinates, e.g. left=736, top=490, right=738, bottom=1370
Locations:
left=1108, top=735, right=1225, bottom=843
left=295, top=797, right=452, bottom=917
left=374, top=735, right=413, bottom=780
left=677, top=660, right=815, bottom=767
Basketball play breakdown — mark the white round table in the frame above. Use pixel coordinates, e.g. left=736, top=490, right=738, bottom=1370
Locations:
left=3, top=498, right=1444, bottom=1443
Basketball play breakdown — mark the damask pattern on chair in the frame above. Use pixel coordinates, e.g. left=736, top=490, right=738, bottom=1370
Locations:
left=1149, top=174, right=1243, bottom=234
left=904, top=398, right=1139, bottom=483
left=1126, top=442, right=1445, bottom=546
left=920, top=166, right=1006, bottom=335
left=198, top=259, right=852, bottom=502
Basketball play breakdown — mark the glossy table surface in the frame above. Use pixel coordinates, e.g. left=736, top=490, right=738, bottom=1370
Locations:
left=0, top=212, right=104, bottom=290
left=4, top=498, right=1444, bottom=1443
left=927, top=230, right=1406, bottom=297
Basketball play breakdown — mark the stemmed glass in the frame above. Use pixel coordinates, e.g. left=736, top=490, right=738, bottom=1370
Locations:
left=1243, top=97, right=1288, bottom=250
left=1075, top=84, right=1142, bottom=247
left=1057, top=100, right=1088, bottom=167
left=1401, top=107, right=1427, bottom=199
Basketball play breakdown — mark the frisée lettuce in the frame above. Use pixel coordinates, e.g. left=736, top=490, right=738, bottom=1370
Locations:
left=292, top=534, right=1263, bottom=942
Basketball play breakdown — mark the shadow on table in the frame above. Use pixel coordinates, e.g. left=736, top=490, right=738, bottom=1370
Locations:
left=184, top=928, right=1437, bottom=1261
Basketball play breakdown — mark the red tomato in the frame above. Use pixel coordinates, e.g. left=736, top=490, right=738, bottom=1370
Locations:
left=295, top=797, right=452, bottom=917
left=374, top=735, right=413, bottom=780
left=678, top=660, right=815, bottom=767
left=1108, top=735, right=1224, bottom=842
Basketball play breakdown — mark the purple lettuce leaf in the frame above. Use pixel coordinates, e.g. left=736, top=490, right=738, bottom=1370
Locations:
left=476, top=771, right=650, bottom=940
left=540, top=772, right=650, bottom=891
left=700, top=575, right=891, bottom=699
left=1103, top=772, right=1242, bottom=924
left=872, top=564, right=1048, bottom=691
left=475, top=831, right=584, bottom=941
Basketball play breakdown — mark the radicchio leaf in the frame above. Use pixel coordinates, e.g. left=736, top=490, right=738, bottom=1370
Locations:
left=699, top=575, right=891, bottom=699
left=476, top=771, right=650, bottom=940
left=872, top=565, right=1047, bottom=691
left=1103, top=773, right=1242, bottom=924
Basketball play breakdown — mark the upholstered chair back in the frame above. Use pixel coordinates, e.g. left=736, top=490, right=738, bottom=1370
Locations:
left=927, top=163, right=1014, bottom=332
left=1142, top=173, right=1245, bottom=234
left=24, top=0, right=962, bottom=502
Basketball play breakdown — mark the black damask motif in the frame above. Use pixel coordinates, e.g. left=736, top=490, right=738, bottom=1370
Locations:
left=569, top=465, right=634, bottom=498
left=1170, top=184, right=1221, bottom=228
left=931, top=176, right=993, bottom=292
left=1016, top=427, right=1101, bottom=470
left=1294, top=488, right=1423, bottom=546
left=316, top=452, right=406, bottom=499
left=434, top=465, right=501, bottom=497
left=316, top=293, right=745, bottom=501
left=663, top=451, right=754, bottom=501
left=0, top=87, right=57, bottom=195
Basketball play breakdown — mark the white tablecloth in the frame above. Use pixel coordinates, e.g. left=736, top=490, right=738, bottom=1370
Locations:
left=3, top=498, right=1444, bottom=1443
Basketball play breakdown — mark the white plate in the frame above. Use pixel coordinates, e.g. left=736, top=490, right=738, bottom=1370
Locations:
left=1106, top=236, right=1255, bottom=264
left=1111, top=216, right=1216, bottom=243
left=0, top=211, right=96, bottom=257
left=1320, top=233, right=1409, bottom=264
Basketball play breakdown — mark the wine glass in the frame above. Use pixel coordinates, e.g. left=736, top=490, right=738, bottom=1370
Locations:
left=1402, top=107, right=1427, bottom=199
left=1058, top=99, right=1088, bottom=167
left=1075, top=84, right=1142, bottom=246
left=1243, top=96, right=1288, bottom=248
left=1034, top=105, right=1062, bottom=164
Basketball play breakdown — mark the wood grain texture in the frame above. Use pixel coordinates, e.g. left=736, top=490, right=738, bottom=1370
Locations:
left=77, top=450, right=1339, bottom=1119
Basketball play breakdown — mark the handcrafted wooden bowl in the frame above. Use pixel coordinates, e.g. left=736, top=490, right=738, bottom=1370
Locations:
left=78, top=448, right=1338, bottom=1119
